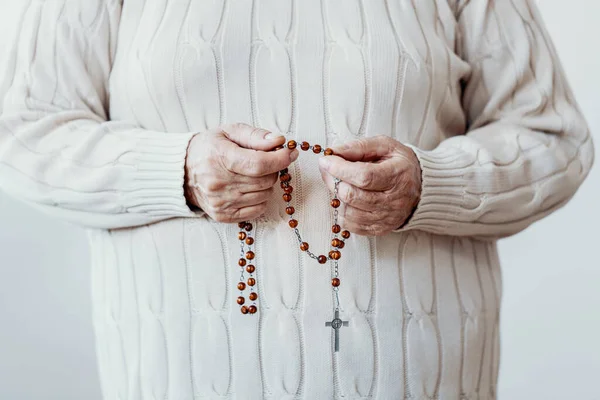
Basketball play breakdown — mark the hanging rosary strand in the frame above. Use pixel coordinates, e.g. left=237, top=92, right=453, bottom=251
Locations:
left=235, top=139, right=351, bottom=351
left=237, top=221, right=257, bottom=314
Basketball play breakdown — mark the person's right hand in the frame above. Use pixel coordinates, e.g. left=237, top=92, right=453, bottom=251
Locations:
left=184, top=123, right=298, bottom=223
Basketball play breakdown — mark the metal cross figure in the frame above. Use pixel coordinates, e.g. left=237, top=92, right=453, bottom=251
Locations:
left=325, top=309, right=349, bottom=352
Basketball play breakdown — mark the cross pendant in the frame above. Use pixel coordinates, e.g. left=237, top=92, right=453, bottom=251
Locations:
left=325, top=309, right=349, bottom=352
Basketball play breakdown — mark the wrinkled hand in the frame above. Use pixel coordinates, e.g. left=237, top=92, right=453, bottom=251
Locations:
left=319, top=136, right=422, bottom=236
left=185, top=123, right=299, bottom=222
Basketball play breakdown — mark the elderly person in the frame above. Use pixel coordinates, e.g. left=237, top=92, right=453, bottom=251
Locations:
left=0, top=0, right=593, bottom=399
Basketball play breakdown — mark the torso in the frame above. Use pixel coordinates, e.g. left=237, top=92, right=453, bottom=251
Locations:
left=93, top=2, right=501, bottom=399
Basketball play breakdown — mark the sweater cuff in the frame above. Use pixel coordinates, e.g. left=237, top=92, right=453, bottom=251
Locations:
left=123, top=130, right=203, bottom=218
left=395, top=144, right=474, bottom=233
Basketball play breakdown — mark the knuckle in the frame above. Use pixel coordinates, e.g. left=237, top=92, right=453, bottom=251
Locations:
left=204, top=178, right=222, bottom=193
left=257, top=203, right=268, bottom=214
left=228, top=122, right=247, bottom=131
left=256, top=176, right=274, bottom=190
left=250, top=127, right=264, bottom=139
left=339, top=184, right=355, bottom=204
left=214, top=215, right=227, bottom=223
left=268, top=173, right=278, bottom=187
left=231, top=209, right=244, bottom=221
left=365, top=224, right=381, bottom=235
left=211, top=210, right=227, bottom=223
left=210, top=197, right=226, bottom=211
left=240, top=158, right=261, bottom=176
left=355, top=138, right=368, bottom=150
left=357, top=170, right=374, bottom=188
left=220, top=150, right=237, bottom=172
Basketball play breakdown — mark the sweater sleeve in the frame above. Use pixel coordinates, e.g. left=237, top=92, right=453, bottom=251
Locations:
left=399, top=0, right=594, bottom=239
left=0, top=0, right=202, bottom=230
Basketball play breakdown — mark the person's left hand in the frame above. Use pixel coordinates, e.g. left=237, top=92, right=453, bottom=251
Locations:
left=319, top=136, right=422, bottom=236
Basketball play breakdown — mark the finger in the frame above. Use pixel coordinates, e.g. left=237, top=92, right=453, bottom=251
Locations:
left=225, top=142, right=299, bottom=177
left=341, top=208, right=394, bottom=237
left=234, top=188, right=274, bottom=208
left=319, top=167, right=336, bottom=192
left=320, top=170, right=383, bottom=212
left=234, top=173, right=279, bottom=193
left=233, top=202, right=269, bottom=222
left=343, top=205, right=389, bottom=225
left=341, top=219, right=389, bottom=237
left=213, top=202, right=269, bottom=223
left=336, top=182, right=384, bottom=211
left=221, top=123, right=286, bottom=151
left=319, top=155, right=391, bottom=190
left=341, top=218, right=375, bottom=236
left=330, top=136, right=395, bottom=162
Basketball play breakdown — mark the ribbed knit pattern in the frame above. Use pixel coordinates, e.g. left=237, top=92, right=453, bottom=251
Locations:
left=0, top=1, right=593, bottom=399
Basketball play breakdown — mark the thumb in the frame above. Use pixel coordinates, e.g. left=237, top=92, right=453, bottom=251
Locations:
left=331, top=136, right=394, bottom=162
left=220, top=123, right=286, bottom=151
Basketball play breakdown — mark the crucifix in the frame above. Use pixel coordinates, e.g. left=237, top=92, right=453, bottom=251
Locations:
left=325, top=309, right=349, bottom=352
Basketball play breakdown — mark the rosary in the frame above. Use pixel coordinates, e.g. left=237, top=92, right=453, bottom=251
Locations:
left=235, top=139, right=350, bottom=352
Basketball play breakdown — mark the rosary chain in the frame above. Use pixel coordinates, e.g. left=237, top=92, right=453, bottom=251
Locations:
left=285, top=178, right=342, bottom=262
left=237, top=140, right=350, bottom=317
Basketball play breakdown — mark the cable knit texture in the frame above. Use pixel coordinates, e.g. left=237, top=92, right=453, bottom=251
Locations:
left=0, top=1, right=593, bottom=399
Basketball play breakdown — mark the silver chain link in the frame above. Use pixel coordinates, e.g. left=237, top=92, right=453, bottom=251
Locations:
left=278, top=160, right=345, bottom=313
left=239, top=232, right=245, bottom=288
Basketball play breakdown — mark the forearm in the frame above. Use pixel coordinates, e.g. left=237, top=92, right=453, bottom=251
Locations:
left=401, top=122, right=593, bottom=238
left=0, top=111, right=200, bottom=229
left=398, top=0, right=594, bottom=239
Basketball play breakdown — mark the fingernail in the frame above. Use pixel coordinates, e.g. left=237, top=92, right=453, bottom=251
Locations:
left=265, top=131, right=284, bottom=140
left=319, top=157, right=331, bottom=170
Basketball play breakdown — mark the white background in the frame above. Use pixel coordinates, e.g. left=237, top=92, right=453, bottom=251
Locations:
left=0, top=1, right=598, bottom=399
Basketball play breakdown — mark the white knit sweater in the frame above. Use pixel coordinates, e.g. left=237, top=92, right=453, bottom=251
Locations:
left=0, top=1, right=593, bottom=399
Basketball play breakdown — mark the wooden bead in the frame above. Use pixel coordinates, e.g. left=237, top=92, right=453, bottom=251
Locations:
left=324, top=148, right=334, bottom=156
left=245, top=223, right=253, bottom=231
left=280, top=168, right=289, bottom=174
left=283, top=193, right=292, bottom=202
left=238, top=232, right=247, bottom=241
left=280, top=173, right=291, bottom=182
left=247, top=277, right=256, bottom=286
left=238, top=282, right=246, bottom=291
left=238, top=258, right=247, bottom=267
left=280, top=181, right=288, bottom=189
left=300, top=242, right=309, bottom=251
left=318, top=255, right=327, bottom=264
left=301, top=141, right=310, bottom=151
left=331, top=250, right=341, bottom=260
left=287, top=140, right=297, bottom=150
left=246, top=265, right=255, bottom=273
left=241, top=306, right=249, bottom=314
left=286, top=206, right=295, bottom=215
left=245, top=237, right=254, bottom=245
left=289, top=219, right=298, bottom=228
left=331, top=199, right=341, bottom=208
left=328, top=250, right=335, bottom=259
left=332, top=238, right=342, bottom=248
left=337, top=240, right=345, bottom=249
left=237, top=296, right=245, bottom=305
left=341, top=230, right=351, bottom=239
left=313, top=144, right=322, bottom=153
left=332, top=278, right=341, bottom=287
left=249, top=292, right=258, bottom=301
left=332, top=224, right=341, bottom=234
left=238, top=222, right=247, bottom=229
left=248, top=305, right=257, bottom=314
left=283, top=186, right=294, bottom=194
left=245, top=251, right=255, bottom=260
